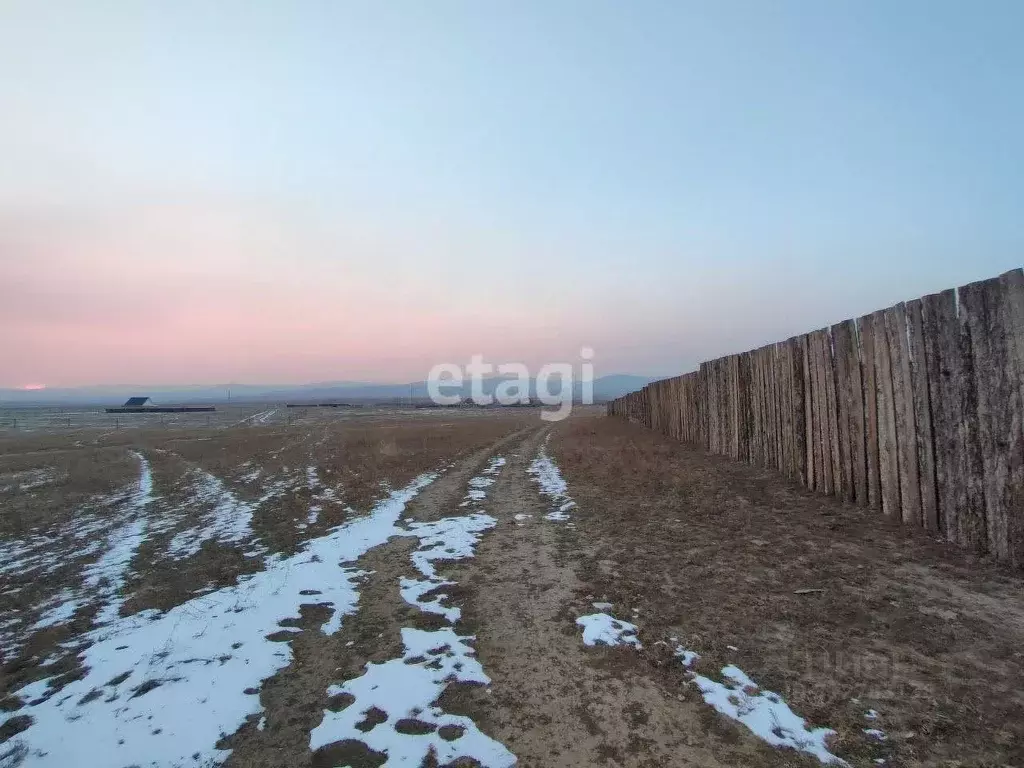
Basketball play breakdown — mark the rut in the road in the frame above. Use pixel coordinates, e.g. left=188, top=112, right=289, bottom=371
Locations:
left=225, top=427, right=534, bottom=768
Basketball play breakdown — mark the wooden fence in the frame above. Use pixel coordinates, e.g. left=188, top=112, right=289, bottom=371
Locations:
left=607, top=268, right=1024, bottom=567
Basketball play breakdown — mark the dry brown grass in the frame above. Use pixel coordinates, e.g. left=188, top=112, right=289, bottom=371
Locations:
left=554, top=413, right=1024, bottom=767
left=0, top=411, right=535, bottom=704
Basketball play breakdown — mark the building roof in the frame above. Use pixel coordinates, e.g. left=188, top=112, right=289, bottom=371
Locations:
left=122, top=396, right=152, bottom=407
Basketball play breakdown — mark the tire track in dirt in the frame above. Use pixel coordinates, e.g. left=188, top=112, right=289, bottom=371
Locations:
left=224, top=427, right=537, bottom=768
left=438, top=425, right=768, bottom=767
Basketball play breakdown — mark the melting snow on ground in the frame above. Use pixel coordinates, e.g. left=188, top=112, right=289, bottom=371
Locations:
left=399, top=456, right=505, bottom=621
left=2, top=452, right=154, bottom=655
left=0, top=468, right=60, bottom=493
left=309, top=628, right=515, bottom=767
left=683, top=658, right=848, bottom=765
left=238, top=463, right=262, bottom=483
left=526, top=436, right=576, bottom=521
left=399, top=514, right=497, bottom=622
left=573, top=615, right=849, bottom=766
left=1, top=473, right=439, bottom=768
left=313, top=455, right=514, bottom=766
left=165, top=467, right=258, bottom=559
left=576, top=613, right=642, bottom=649
left=460, top=456, right=505, bottom=506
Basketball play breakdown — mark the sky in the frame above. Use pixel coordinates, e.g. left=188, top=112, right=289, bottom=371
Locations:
left=1, top=0, right=1023, bottom=388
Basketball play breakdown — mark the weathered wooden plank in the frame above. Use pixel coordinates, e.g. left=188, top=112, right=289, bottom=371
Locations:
left=715, top=359, right=724, bottom=455
left=741, top=353, right=752, bottom=461
left=832, top=321, right=855, bottom=501
left=874, top=310, right=900, bottom=517
left=763, top=348, right=772, bottom=465
left=765, top=348, right=773, bottom=466
left=665, top=379, right=673, bottom=438
left=789, top=339, right=801, bottom=481
left=774, top=344, right=785, bottom=472
left=753, top=352, right=761, bottom=466
left=925, top=288, right=982, bottom=546
left=806, top=332, right=821, bottom=490
left=907, top=298, right=938, bottom=531
left=888, top=303, right=923, bottom=525
left=727, top=356, right=736, bottom=459
left=765, top=346, right=775, bottom=468
left=823, top=329, right=838, bottom=495
left=848, top=319, right=867, bottom=505
left=718, top=362, right=726, bottom=454
left=718, top=358, right=726, bottom=456
left=757, top=350, right=765, bottom=466
left=663, top=379, right=671, bottom=436
left=806, top=333, right=820, bottom=490
left=698, top=365, right=707, bottom=448
left=813, top=330, right=834, bottom=495
left=823, top=329, right=843, bottom=496
left=777, top=342, right=789, bottom=477
left=677, top=377, right=685, bottom=441
left=954, top=283, right=989, bottom=552
left=997, top=268, right=1024, bottom=567
left=675, top=376, right=684, bottom=441
left=650, top=382, right=659, bottom=433
left=779, top=342, right=792, bottom=478
left=961, top=277, right=1018, bottom=558
left=860, top=314, right=881, bottom=510
left=737, top=356, right=745, bottom=460
left=725, top=358, right=732, bottom=457
left=789, top=337, right=807, bottom=484
left=922, top=291, right=953, bottom=537
left=757, top=349, right=765, bottom=466
left=801, top=334, right=815, bottom=488
left=702, top=363, right=714, bottom=453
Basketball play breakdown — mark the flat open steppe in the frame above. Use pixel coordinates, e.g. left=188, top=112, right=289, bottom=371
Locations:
left=1, top=407, right=1022, bottom=767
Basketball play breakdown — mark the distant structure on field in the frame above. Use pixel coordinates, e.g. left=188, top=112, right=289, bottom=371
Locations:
left=285, top=402, right=355, bottom=408
left=105, top=396, right=215, bottom=414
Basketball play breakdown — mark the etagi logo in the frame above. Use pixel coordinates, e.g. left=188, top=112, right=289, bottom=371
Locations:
left=426, top=347, right=595, bottom=422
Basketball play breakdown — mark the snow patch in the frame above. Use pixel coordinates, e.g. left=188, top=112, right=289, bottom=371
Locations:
left=30, top=589, right=84, bottom=630
left=675, top=645, right=848, bottom=765
left=3, top=472, right=438, bottom=768
left=0, top=468, right=59, bottom=493
left=399, top=514, right=497, bottom=622
left=459, top=456, right=505, bottom=506
left=312, top=456, right=514, bottom=765
left=165, top=468, right=257, bottom=559
left=527, top=438, right=576, bottom=522
left=576, top=613, right=641, bottom=649
left=309, top=627, right=515, bottom=767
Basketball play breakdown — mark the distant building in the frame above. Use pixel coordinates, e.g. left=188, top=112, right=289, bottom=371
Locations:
left=106, top=396, right=214, bottom=414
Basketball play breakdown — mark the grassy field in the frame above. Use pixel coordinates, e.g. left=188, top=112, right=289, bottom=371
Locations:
left=1, top=407, right=1022, bottom=767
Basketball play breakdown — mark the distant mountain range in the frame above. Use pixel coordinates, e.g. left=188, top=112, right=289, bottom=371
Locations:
left=0, top=374, right=654, bottom=407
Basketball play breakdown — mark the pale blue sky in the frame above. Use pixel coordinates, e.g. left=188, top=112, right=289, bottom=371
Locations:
left=1, top=1, right=1022, bottom=386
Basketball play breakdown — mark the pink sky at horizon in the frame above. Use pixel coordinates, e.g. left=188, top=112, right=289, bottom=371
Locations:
left=4, top=2, right=1022, bottom=390
left=3, top=196, right=1012, bottom=389
left=0, top=201, right=687, bottom=389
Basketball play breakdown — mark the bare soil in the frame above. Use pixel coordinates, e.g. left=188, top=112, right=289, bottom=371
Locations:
left=2, top=407, right=1023, bottom=767
left=551, top=413, right=1024, bottom=767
